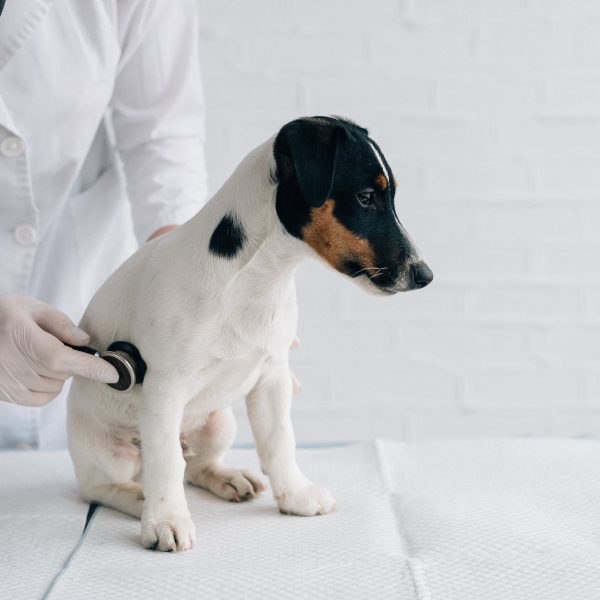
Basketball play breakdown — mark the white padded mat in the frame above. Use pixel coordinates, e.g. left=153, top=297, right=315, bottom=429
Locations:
left=48, top=443, right=414, bottom=599
left=0, top=451, right=88, bottom=600
left=380, top=439, right=600, bottom=600
left=3, top=440, right=600, bottom=599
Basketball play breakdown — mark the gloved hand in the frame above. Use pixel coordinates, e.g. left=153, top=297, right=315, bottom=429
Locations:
left=0, top=295, right=119, bottom=407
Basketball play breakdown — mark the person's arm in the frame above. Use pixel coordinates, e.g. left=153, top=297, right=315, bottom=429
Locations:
left=111, top=0, right=208, bottom=245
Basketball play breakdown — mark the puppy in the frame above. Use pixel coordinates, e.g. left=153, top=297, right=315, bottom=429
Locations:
left=67, top=116, right=432, bottom=552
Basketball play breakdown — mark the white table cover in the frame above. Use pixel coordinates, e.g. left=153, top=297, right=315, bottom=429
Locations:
left=0, top=452, right=90, bottom=599
left=2, top=439, right=600, bottom=599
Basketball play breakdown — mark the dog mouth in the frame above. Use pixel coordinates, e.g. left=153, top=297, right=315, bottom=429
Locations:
left=343, top=259, right=392, bottom=282
left=343, top=259, right=433, bottom=294
left=342, top=259, right=400, bottom=294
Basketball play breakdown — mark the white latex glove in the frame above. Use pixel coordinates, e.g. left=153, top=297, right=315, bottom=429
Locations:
left=0, top=295, right=119, bottom=407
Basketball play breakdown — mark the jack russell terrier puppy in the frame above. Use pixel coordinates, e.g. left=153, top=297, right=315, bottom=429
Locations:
left=67, top=116, right=433, bottom=552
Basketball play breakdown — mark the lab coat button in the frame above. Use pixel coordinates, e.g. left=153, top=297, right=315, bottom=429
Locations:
left=14, top=224, right=37, bottom=246
left=0, top=136, right=25, bottom=158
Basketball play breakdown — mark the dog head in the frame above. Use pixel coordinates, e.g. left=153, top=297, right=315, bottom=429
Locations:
left=274, top=116, right=433, bottom=294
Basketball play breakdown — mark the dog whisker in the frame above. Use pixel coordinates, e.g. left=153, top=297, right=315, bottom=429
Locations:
left=368, top=270, right=385, bottom=280
left=351, top=266, right=389, bottom=278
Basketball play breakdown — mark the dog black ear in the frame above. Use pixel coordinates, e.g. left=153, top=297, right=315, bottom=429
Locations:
left=274, top=118, right=341, bottom=208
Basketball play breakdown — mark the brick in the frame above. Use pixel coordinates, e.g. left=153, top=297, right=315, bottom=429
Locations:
left=583, top=373, right=600, bottom=406
left=530, top=0, right=600, bottom=24
left=478, top=24, right=581, bottom=67
left=197, top=34, right=245, bottom=73
left=533, top=117, right=600, bottom=156
left=490, top=117, right=600, bottom=160
left=233, top=405, right=411, bottom=444
left=581, top=206, right=600, bottom=242
left=198, top=0, right=295, bottom=34
left=396, top=324, right=528, bottom=365
left=403, top=207, right=477, bottom=243
left=476, top=206, right=578, bottom=243
left=578, top=23, right=600, bottom=63
left=290, top=0, right=405, bottom=31
left=227, top=112, right=299, bottom=158
left=240, top=33, right=368, bottom=73
left=542, top=69, right=600, bottom=113
left=583, top=286, right=600, bottom=314
left=548, top=412, right=600, bottom=438
left=408, top=412, right=550, bottom=440
left=531, top=325, right=600, bottom=364
left=426, top=159, right=534, bottom=200
left=464, top=371, right=579, bottom=410
left=330, top=364, right=457, bottom=409
left=435, top=72, right=541, bottom=115
left=540, top=245, right=600, bottom=282
left=427, top=244, right=534, bottom=281
left=290, top=411, right=410, bottom=443
left=416, top=0, right=532, bottom=24
left=466, top=285, right=580, bottom=317
left=371, top=26, right=476, bottom=69
left=306, top=74, right=433, bottom=114
left=340, top=283, right=464, bottom=320
left=295, top=319, right=395, bottom=360
left=231, top=404, right=409, bottom=445
left=365, top=117, right=483, bottom=163
left=536, top=156, right=600, bottom=195
left=204, top=76, right=302, bottom=114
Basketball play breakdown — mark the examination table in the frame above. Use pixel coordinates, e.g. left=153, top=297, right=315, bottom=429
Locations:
left=2, top=439, right=600, bottom=599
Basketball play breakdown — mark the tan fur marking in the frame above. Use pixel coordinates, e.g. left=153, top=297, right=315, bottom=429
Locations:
left=301, top=199, right=376, bottom=273
left=375, top=173, right=388, bottom=191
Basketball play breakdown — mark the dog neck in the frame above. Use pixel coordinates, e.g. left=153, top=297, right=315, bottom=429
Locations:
left=174, top=137, right=307, bottom=296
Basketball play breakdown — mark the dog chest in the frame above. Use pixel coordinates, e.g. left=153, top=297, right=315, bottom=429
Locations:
left=185, top=352, right=269, bottom=413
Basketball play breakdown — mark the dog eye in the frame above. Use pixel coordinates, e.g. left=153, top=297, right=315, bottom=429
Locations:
left=356, top=189, right=376, bottom=208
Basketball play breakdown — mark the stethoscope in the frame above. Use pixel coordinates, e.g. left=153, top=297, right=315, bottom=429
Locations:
left=66, top=341, right=147, bottom=392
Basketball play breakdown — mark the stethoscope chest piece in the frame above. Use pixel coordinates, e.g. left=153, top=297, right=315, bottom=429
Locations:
left=66, top=340, right=147, bottom=392
left=100, top=341, right=147, bottom=392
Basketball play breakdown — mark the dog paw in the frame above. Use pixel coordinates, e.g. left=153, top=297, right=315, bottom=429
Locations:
left=141, top=513, right=196, bottom=552
left=188, top=465, right=266, bottom=502
left=277, top=484, right=337, bottom=516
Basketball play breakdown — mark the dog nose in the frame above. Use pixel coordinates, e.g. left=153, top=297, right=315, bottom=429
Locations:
left=411, top=261, right=433, bottom=288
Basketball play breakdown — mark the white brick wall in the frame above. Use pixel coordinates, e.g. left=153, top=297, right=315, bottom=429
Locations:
left=196, top=0, right=600, bottom=443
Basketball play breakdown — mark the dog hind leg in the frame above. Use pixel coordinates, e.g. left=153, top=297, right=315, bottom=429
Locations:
left=69, top=422, right=144, bottom=519
left=184, top=407, right=265, bottom=502
left=81, top=480, right=144, bottom=519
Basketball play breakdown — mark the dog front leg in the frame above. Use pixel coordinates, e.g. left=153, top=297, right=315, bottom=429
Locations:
left=138, top=382, right=195, bottom=552
left=246, top=365, right=336, bottom=516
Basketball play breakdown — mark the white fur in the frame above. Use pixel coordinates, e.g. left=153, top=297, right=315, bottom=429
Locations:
left=67, top=137, right=335, bottom=552
left=368, top=141, right=389, bottom=184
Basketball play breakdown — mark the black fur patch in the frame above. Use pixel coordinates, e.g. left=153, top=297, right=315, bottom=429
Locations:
left=209, top=214, right=246, bottom=258
left=273, top=116, right=411, bottom=290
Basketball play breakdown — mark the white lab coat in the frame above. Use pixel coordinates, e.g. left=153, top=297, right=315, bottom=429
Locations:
left=0, top=0, right=207, bottom=449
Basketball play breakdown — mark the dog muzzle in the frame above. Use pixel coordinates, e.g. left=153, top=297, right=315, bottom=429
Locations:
left=66, top=341, right=147, bottom=392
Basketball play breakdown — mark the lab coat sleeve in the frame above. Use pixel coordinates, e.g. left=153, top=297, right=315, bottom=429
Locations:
left=110, top=0, right=208, bottom=244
